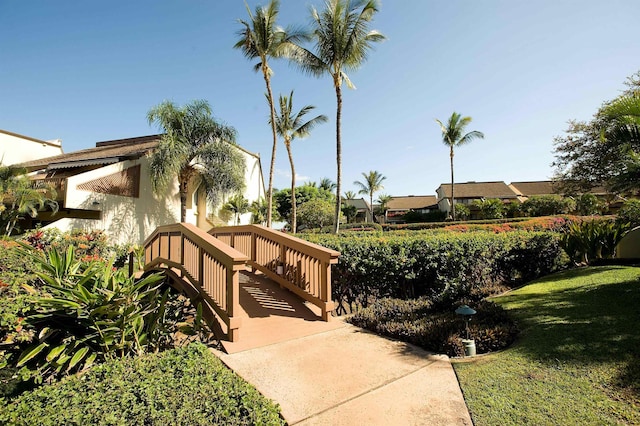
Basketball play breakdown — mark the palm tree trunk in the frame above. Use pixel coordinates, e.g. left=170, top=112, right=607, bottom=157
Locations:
left=450, top=146, right=455, bottom=221
left=180, top=184, right=188, bottom=223
left=370, top=193, right=374, bottom=223
left=263, top=67, right=277, bottom=228
left=333, top=78, right=342, bottom=234
left=285, top=140, right=297, bottom=233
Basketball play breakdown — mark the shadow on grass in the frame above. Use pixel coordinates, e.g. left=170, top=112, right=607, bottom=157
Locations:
left=497, top=267, right=640, bottom=398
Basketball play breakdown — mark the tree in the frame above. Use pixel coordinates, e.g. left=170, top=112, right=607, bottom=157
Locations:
left=0, top=165, right=58, bottom=236
left=454, top=203, right=470, bottom=221
left=249, top=197, right=275, bottom=225
left=575, top=193, right=604, bottom=216
left=343, top=190, right=357, bottom=200
left=234, top=0, right=306, bottom=228
left=354, top=170, right=386, bottom=222
left=147, top=100, right=245, bottom=223
left=319, top=177, right=336, bottom=192
left=297, top=199, right=334, bottom=230
left=273, top=185, right=334, bottom=225
left=472, top=198, right=504, bottom=220
left=553, top=71, right=640, bottom=194
left=521, top=195, right=575, bottom=217
left=435, top=112, right=484, bottom=221
left=272, top=91, right=328, bottom=233
left=222, top=194, right=249, bottom=225
left=375, top=193, right=392, bottom=217
left=287, top=0, right=385, bottom=233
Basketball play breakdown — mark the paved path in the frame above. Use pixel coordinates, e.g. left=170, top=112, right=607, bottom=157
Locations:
left=214, top=322, right=472, bottom=425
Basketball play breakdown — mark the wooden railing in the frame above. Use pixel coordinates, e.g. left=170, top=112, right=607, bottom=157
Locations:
left=209, top=225, right=340, bottom=321
left=30, top=177, right=66, bottom=201
left=143, top=223, right=248, bottom=341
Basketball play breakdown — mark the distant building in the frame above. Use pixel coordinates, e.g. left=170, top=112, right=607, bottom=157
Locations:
left=342, top=198, right=373, bottom=223
left=384, top=195, right=438, bottom=224
left=436, top=181, right=520, bottom=215
left=0, top=129, right=63, bottom=165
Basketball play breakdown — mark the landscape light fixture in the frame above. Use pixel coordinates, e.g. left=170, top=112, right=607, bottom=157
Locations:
left=455, top=304, right=476, bottom=340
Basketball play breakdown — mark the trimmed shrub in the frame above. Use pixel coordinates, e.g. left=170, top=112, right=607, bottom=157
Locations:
left=0, top=343, right=284, bottom=425
left=349, top=298, right=517, bottom=357
left=382, top=215, right=579, bottom=232
left=303, top=231, right=569, bottom=314
left=339, top=222, right=383, bottom=232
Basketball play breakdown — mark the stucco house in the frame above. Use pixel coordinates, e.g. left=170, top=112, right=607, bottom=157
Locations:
left=16, top=134, right=265, bottom=245
left=0, top=129, right=63, bottom=165
left=385, top=195, right=439, bottom=224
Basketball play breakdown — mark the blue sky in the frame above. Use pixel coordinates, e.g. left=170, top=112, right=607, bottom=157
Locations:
left=2, top=1, right=639, bottom=197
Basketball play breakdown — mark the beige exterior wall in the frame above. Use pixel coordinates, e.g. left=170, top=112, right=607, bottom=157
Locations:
left=0, top=130, right=63, bottom=165
left=44, top=158, right=180, bottom=245
left=43, top=148, right=265, bottom=245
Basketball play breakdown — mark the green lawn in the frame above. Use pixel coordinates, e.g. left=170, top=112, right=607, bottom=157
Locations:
left=453, top=266, right=640, bottom=425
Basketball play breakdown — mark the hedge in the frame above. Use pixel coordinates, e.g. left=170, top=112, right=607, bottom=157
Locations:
left=382, top=215, right=581, bottom=232
left=0, top=343, right=284, bottom=426
left=303, top=231, right=569, bottom=314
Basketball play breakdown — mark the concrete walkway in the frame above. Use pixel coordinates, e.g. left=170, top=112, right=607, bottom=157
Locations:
left=214, top=322, right=473, bottom=425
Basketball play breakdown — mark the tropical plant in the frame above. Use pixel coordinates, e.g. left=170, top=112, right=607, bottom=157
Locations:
left=472, top=198, right=504, bottom=220
left=375, top=193, right=392, bottom=216
left=147, top=100, right=245, bottom=222
left=234, top=0, right=307, bottom=228
left=287, top=0, right=385, bottom=233
left=249, top=197, right=269, bottom=225
left=222, top=194, right=249, bottom=225
left=354, top=170, right=386, bottom=222
left=4, top=245, right=186, bottom=383
left=319, top=177, right=336, bottom=192
left=561, top=219, right=630, bottom=265
left=454, top=203, right=471, bottom=221
left=0, top=165, right=58, bottom=236
left=341, top=203, right=358, bottom=223
left=435, top=112, right=484, bottom=220
left=272, top=91, right=328, bottom=233
left=343, top=190, right=357, bottom=200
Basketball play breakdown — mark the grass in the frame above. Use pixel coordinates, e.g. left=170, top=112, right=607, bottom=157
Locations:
left=453, top=266, right=640, bottom=425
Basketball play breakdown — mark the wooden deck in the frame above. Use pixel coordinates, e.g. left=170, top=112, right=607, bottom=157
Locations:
left=220, top=270, right=345, bottom=354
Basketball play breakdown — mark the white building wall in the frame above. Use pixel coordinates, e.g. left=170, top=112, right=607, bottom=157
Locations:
left=0, top=130, right=63, bottom=165
left=45, top=158, right=180, bottom=246
left=44, top=149, right=265, bottom=245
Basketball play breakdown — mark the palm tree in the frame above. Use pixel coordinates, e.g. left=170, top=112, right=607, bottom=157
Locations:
left=376, top=193, right=392, bottom=214
left=272, top=91, right=328, bottom=233
left=343, top=190, right=357, bottom=200
left=435, top=112, right=484, bottom=221
left=287, top=0, right=385, bottom=233
left=0, top=165, right=58, bottom=236
left=234, top=0, right=307, bottom=228
left=319, top=177, right=336, bottom=192
left=147, top=100, right=245, bottom=223
left=223, top=194, right=249, bottom=225
left=354, top=170, right=386, bottom=222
